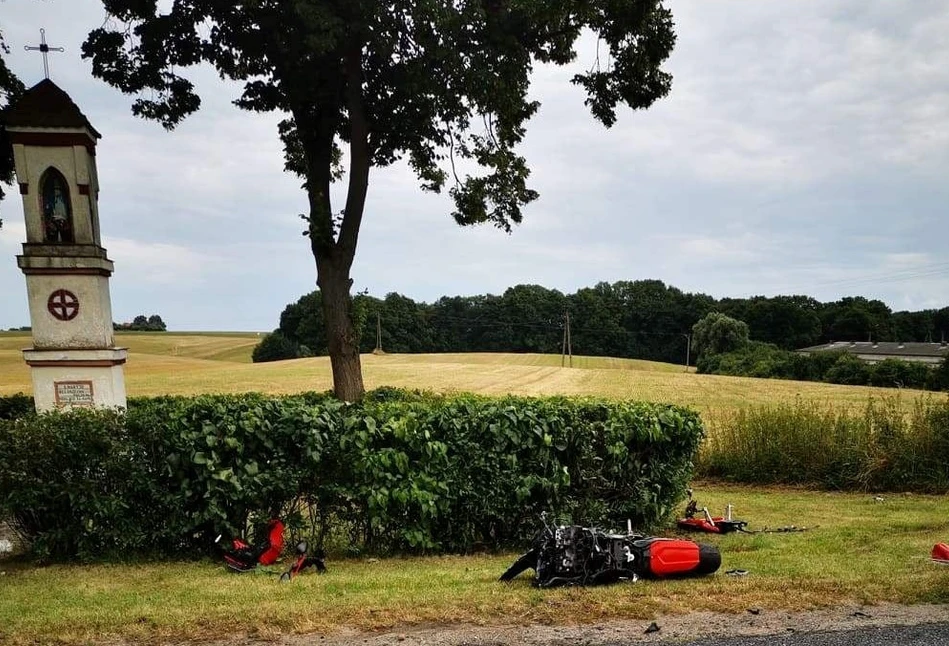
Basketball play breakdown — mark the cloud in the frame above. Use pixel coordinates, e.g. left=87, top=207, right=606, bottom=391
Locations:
left=103, top=237, right=225, bottom=285
left=671, top=234, right=768, bottom=265
left=0, top=220, right=27, bottom=251
left=552, top=0, right=949, bottom=186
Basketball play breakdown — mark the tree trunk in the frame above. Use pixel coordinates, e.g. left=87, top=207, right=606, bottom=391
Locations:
left=297, top=42, right=370, bottom=402
left=316, top=256, right=365, bottom=401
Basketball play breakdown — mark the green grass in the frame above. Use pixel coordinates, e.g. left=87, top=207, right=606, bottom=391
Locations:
left=1, top=485, right=947, bottom=644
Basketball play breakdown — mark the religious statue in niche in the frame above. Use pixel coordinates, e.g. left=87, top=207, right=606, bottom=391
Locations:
left=40, top=169, right=74, bottom=243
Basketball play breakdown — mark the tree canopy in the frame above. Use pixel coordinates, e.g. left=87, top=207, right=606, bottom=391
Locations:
left=691, top=311, right=749, bottom=359
left=83, top=1, right=674, bottom=228
left=114, top=314, right=168, bottom=331
left=81, top=0, right=677, bottom=400
left=0, top=26, right=27, bottom=228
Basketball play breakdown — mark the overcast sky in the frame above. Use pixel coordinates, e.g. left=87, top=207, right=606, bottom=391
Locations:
left=1, top=0, right=948, bottom=331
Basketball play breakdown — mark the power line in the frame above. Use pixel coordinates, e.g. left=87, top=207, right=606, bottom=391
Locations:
left=425, top=313, right=693, bottom=338
left=733, top=261, right=949, bottom=300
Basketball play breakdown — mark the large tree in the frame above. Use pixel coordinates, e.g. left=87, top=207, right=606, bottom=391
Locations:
left=691, top=311, right=749, bottom=360
left=82, top=0, right=676, bottom=400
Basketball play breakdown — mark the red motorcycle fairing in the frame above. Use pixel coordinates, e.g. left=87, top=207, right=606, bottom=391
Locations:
left=642, top=538, right=721, bottom=577
left=257, top=519, right=286, bottom=566
left=678, top=495, right=748, bottom=534
left=933, top=543, right=949, bottom=564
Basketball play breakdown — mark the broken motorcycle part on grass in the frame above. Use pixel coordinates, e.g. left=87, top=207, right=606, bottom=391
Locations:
left=677, top=489, right=749, bottom=534
left=499, top=513, right=721, bottom=588
left=217, top=518, right=286, bottom=573
left=280, top=540, right=327, bottom=582
left=676, top=489, right=810, bottom=535
left=216, top=518, right=327, bottom=581
left=933, top=543, right=949, bottom=565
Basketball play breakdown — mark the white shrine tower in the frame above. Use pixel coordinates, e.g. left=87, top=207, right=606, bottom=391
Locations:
left=4, top=79, right=127, bottom=410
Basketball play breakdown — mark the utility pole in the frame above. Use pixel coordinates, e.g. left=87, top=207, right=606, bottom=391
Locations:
left=561, top=311, right=573, bottom=368
left=566, top=311, right=573, bottom=368
left=375, top=312, right=382, bottom=354
left=683, top=333, right=691, bottom=372
left=561, top=313, right=567, bottom=367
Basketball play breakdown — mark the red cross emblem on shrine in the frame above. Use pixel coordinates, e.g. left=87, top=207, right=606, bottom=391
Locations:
left=47, top=289, right=79, bottom=321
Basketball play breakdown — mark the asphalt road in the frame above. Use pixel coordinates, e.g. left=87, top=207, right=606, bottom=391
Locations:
left=661, top=622, right=949, bottom=646
left=280, top=606, right=949, bottom=646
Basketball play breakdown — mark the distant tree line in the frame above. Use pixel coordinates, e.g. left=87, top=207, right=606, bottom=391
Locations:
left=8, top=314, right=169, bottom=333
left=113, top=315, right=167, bottom=332
left=252, top=280, right=949, bottom=365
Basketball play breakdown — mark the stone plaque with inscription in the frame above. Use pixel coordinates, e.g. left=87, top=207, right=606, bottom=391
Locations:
left=54, top=380, right=95, bottom=407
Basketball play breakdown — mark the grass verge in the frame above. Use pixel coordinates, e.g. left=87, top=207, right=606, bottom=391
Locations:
left=1, top=485, right=947, bottom=645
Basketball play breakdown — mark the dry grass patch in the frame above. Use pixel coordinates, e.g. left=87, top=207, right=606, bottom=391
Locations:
left=1, top=486, right=947, bottom=645
left=113, top=331, right=261, bottom=362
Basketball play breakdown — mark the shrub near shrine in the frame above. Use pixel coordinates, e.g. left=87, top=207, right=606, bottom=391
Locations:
left=0, top=390, right=703, bottom=560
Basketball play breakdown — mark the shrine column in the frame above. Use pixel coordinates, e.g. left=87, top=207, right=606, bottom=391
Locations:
left=5, top=78, right=127, bottom=411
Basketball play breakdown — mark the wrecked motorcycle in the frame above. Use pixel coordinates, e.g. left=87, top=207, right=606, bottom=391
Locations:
left=500, top=514, right=721, bottom=587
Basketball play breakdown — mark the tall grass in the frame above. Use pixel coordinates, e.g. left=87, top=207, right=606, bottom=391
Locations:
left=698, top=394, right=949, bottom=492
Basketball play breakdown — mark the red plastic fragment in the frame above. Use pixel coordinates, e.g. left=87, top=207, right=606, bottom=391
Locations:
left=933, top=543, right=949, bottom=563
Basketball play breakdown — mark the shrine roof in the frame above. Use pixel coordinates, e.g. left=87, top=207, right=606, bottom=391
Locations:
left=2, top=79, right=101, bottom=138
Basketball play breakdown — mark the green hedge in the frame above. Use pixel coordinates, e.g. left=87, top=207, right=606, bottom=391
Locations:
left=0, top=390, right=703, bottom=560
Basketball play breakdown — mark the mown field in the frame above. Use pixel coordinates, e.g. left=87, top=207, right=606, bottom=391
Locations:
left=0, top=332, right=933, bottom=418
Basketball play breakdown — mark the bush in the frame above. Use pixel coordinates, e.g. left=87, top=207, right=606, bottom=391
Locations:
left=824, top=354, right=871, bottom=385
left=868, top=358, right=930, bottom=389
left=251, top=330, right=302, bottom=362
left=0, top=390, right=704, bottom=560
left=806, top=349, right=849, bottom=380
left=696, top=342, right=801, bottom=379
left=125, top=393, right=329, bottom=551
left=0, top=393, right=34, bottom=420
left=927, top=357, right=949, bottom=391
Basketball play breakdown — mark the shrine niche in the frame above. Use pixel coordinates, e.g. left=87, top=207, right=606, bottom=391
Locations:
left=40, top=167, right=74, bottom=243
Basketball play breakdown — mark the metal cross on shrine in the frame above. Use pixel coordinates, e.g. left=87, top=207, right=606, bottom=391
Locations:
left=24, top=28, right=64, bottom=79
